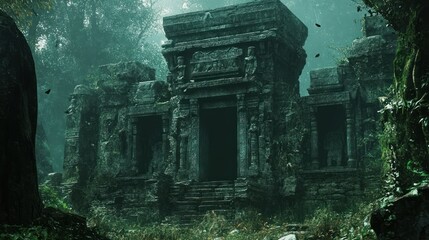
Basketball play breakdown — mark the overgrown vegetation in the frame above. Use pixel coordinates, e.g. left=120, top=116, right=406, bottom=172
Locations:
left=83, top=204, right=378, bottom=240
left=304, top=202, right=377, bottom=240
left=363, top=0, right=429, bottom=195
left=39, top=184, right=72, bottom=213
left=87, top=210, right=298, bottom=240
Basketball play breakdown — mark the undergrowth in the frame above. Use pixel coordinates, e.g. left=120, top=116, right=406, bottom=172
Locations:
left=305, top=203, right=377, bottom=240
left=39, top=184, right=72, bottom=212
left=86, top=203, right=377, bottom=240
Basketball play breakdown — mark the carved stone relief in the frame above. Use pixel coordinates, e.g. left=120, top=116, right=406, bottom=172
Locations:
left=190, top=47, right=243, bottom=80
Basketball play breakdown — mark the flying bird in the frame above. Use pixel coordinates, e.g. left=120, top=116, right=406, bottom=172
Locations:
left=45, top=89, right=51, bottom=94
left=315, top=23, right=321, bottom=27
left=315, top=53, right=320, bottom=58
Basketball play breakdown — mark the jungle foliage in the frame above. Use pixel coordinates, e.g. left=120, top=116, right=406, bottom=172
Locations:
left=9, top=0, right=165, bottom=170
left=362, top=0, right=429, bottom=194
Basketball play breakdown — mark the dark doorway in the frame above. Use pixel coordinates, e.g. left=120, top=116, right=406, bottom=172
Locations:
left=135, top=115, right=163, bottom=174
left=317, top=105, right=347, bottom=168
left=200, top=107, right=237, bottom=181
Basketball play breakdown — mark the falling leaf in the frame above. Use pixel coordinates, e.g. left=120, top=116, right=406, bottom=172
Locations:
left=315, top=53, right=320, bottom=58
left=45, top=89, right=51, bottom=94
left=315, top=23, right=321, bottom=27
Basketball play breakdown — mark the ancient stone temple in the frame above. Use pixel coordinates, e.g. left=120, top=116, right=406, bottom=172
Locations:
left=62, top=0, right=395, bottom=223
left=300, top=15, right=396, bottom=212
left=161, top=0, right=307, bottom=183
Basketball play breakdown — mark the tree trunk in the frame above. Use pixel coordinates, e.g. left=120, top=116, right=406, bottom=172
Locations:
left=0, top=10, right=42, bottom=225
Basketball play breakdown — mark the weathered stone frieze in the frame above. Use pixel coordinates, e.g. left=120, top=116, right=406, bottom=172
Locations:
left=190, top=47, right=243, bottom=80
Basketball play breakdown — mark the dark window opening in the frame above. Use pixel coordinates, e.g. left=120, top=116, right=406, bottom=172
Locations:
left=317, top=105, right=347, bottom=168
left=200, top=107, right=237, bottom=181
left=135, top=115, right=163, bottom=174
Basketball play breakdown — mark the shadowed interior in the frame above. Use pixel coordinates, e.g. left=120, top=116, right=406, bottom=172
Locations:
left=200, top=107, right=237, bottom=181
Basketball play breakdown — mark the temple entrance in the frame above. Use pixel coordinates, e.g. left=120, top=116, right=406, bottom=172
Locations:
left=199, top=107, right=237, bottom=181
left=317, top=105, right=347, bottom=168
left=135, top=115, right=163, bottom=175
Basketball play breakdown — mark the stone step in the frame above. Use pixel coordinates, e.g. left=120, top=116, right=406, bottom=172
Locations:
left=181, top=195, right=232, bottom=201
left=198, top=205, right=233, bottom=212
left=169, top=181, right=245, bottom=224
left=175, top=200, right=198, bottom=205
left=170, top=189, right=234, bottom=196
left=190, top=187, right=234, bottom=191
left=200, top=199, right=232, bottom=205
left=191, top=180, right=234, bottom=186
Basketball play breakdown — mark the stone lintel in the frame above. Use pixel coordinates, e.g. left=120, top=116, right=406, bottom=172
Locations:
left=307, top=84, right=344, bottom=95
left=309, top=67, right=344, bottom=89
left=181, top=85, right=258, bottom=100
left=162, top=30, right=279, bottom=54
left=306, top=91, right=350, bottom=106
left=128, top=103, right=169, bottom=116
left=185, top=77, right=250, bottom=89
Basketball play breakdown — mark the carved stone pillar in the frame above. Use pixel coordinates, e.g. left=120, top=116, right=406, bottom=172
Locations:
left=346, top=104, right=356, bottom=168
left=310, top=107, right=319, bottom=169
left=161, top=115, right=169, bottom=173
left=178, top=118, right=189, bottom=179
left=248, top=116, right=259, bottom=175
left=179, top=133, right=188, bottom=170
left=130, top=117, right=138, bottom=173
left=237, top=94, right=248, bottom=177
left=258, top=112, right=266, bottom=173
left=188, top=99, right=199, bottom=180
left=176, top=56, right=186, bottom=85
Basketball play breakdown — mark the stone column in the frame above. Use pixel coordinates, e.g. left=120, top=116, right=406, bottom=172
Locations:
left=258, top=112, right=266, bottom=172
left=130, top=117, right=138, bottom=173
left=310, top=107, right=319, bottom=169
left=237, top=94, right=248, bottom=177
left=63, top=94, right=81, bottom=182
left=161, top=115, right=169, bottom=172
left=178, top=118, right=189, bottom=179
left=179, top=133, right=188, bottom=170
left=248, top=116, right=259, bottom=175
left=188, top=99, right=200, bottom=180
left=346, top=104, right=356, bottom=168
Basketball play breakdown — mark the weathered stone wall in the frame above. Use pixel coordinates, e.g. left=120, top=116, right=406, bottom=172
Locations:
left=162, top=0, right=307, bottom=187
left=90, top=174, right=172, bottom=224
left=300, top=170, right=362, bottom=214
left=61, top=4, right=397, bottom=223
left=63, top=61, right=170, bottom=212
left=299, top=15, right=396, bottom=214
left=63, top=85, right=99, bottom=184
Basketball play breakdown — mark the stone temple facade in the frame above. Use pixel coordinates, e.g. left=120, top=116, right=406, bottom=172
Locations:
left=62, top=0, right=396, bottom=222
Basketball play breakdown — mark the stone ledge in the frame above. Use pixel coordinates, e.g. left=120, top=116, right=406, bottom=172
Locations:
left=163, top=0, right=307, bottom=46
left=302, top=168, right=359, bottom=174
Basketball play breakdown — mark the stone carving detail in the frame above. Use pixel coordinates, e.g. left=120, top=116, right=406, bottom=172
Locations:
left=190, top=47, right=243, bottom=79
left=248, top=116, right=259, bottom=175
left=245, top=46, right=257, bottom=80
left=176, top=56, right=186, bottom=84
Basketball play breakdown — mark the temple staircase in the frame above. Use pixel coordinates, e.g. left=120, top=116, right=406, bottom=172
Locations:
left=170, top=180, right=249, bottom=224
